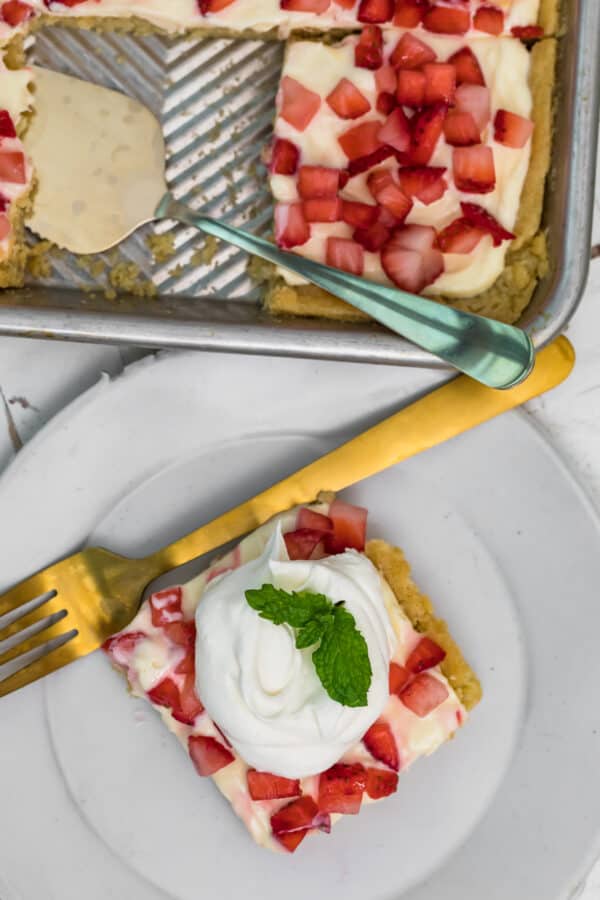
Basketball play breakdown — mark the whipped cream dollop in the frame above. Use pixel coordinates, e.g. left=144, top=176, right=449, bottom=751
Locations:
left=195, top=526, right=396, bottom=778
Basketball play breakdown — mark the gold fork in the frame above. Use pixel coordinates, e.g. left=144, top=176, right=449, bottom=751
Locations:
left=0, top=336, right=574, bottom=697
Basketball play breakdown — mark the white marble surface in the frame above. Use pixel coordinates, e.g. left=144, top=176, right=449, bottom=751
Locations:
left=0, top=138, right=599, bottom=896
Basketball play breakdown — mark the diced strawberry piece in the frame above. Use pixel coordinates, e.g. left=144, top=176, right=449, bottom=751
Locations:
left=448, top=47, right=485, bottom=86
left=173, top=674, right=205, bottom=724
left=269, top=138, right=299, bottom=175
left=377, top=204, right=402, bottom=228
left=0, top=194, right=9, bottom=213
left=460, top=201, right=515, bottom=245
left=0, top=213, right=10, bottom=241
left=326, top=237, right=364, bottom=276
left=0, top=110, right=16, bottom=137
left=377, top=92, right=396, bottom=115
left=423, top=3, right=470, bottom=34
left=438, top=218, right=486, bottom=252
left=376, top=65, right=397, bottom=95
left=367, top=169, right=412, bottom=222
left=276, top=830, right=309, bottom=852
left=1, top=0, right=34, bottom=25
left=396, top=70, right=426, bottom=108
left=327, top=78, right=371, bottom=119
left=247, top=769, right=301, bottom=800
left=199, top=0, right=236, bottom=11
left=378, top=107, right=411, bottom=153
left=393, top=223, right=438, bottom=253
left=423, top=62, right=456, bottom=105
left=271, top=795, right=327, bottom=835
left=102, top=630, right=146, bottom=666
left=455, top=84, right=491, bottom=132
left=511, top=24, right=544, bottom=39
left=298, top=165, right=340, bottom=199
left=333, top=0, right=355, bottom=7
left=453, top=145, right=496, bottom=193
left=353, top=221, right=390, bottom=251
left=150, top=586, right=183, bottom=627
left=386, top=224, right=443, bottom=285
left=422, top=247, right=444, bottom=286
left=399, top=672, right=449, bottom=716
left=338, top=120, right=383, bottom=160
left=297, top=508, right=334, bottom=532
left=163, top=619, right=196, bottom=651
left=407, top=102, right=447, bottom=165
left=279, top=76, right=321, bottom=132
left=366, top=767, right=399, bottom=799
left=357, top=0, right=394, bottom=23
left=473, top=4, right=504, bottom=34
left=189, top=735, right=234, bottom=775
left=274, top=202, right=310, bottom=248
left=494, top=109, right=534, bottom=148
left=354, top=24, right=383, bottom=70
left=318, top=763, right=367, bottom=814
left=389, top=661, right=410, bottom=694
left=443, top=110, right=480, bottom=146
left=347, top=144, right=395, bottom=177
left=381, top=241, right=424, bottom=293
left=398, top=165, right=447, bottom=204
left=325, top=499, right=368, bottom=552
left=363, top=720, right=400, bottom=770
left=280, top=0, right=331, bottom=10
left=175, top=648, right=195, bottom=675
left=0, top=150, right=26, bottom=184
left=148, top=677, right=181, bottom=711
left=342, top=200, right=378, bottom=228
left=393, top=0, right=427, bottom=27
left=284, top=527, right=326, bottom=560
left=406, top=636, right=446, bottom=673
left=390, top=32, right=436, bottom=70
left=303, top=197, right=341, bottom=222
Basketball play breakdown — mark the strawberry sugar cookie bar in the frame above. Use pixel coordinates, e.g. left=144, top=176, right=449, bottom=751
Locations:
left=104, top=498, right=481, bottom=853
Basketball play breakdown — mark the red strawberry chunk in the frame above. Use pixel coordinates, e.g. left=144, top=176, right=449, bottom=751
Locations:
left=269, top=138, right=299, bottom=175
left=1, top=1, right=34, bottom=25
left=388, top=224, right=443, bottom=286
left=443, top=110, right=480, bottom=146
left=102, top=630, right=146, bottom=666
left=347, top=145, right=395, bottom=177
left=318, top=763, right=367, bottom=814
left=494, top=109, right=534, bottom=148
left=368, top=169, right=412, bottom=221
left=0, top=149, right=28, bottom=183
left=303, top=197, right=341, bottom=222
left=271, top=795, right=328, bottom=835
left=453, top=145, right=496, bottom=193
left=150, top=586, right=183, bottom=627
left=0, top=212, right=10, bottom=241
left=297, top=507, right=334, bottom=532
left=396, top=69, right=426, bottom=108
left=0, top=110, right=16, bottom=137
left=354, top=24, right=383, bottom=69
left=325, top=499, right=368, bottom=552
left=423, top=62, right=456, bottom=105
left=389, top=661, right=410, bottom=695
left=339, top=120, right=383, bottom=160
left=174, top=674, right=205, bottom=724
left=366, top=767, right=399, bottom=799
left=423, top=3, right=470, bottom=34
left=460, top=201, right=515, bottom=245
left=406, top=636, right=446, bottom=674
left=399, top=672, right=449, bottom=717
left=407, top=102, right=447, bottom=165
left=381, top=242, right=424, bottom=293
left=275, top=202, right=310, bottom=248
left=353, top=221, right=390, bottom=251
left=327, top=78, right=371, bottom=119
left=342, top=200, right=378, bottom=228
left=148, top=677, right=180, bottom=711
left=375, top=64, right=397, bottom=96
left=280, top=0, right=331, bottom=10
left=422, top=247, right=444, bottom=286
left=279, top=76, right=321, bottom=132
left=390, top=31, right=436, bottom=69
left=377, top=92, right=396, bottom=115
left=398, top=166, right=447, bottom=204
left=357, top=0, right=394, bottom=23
left=189, top=735, right=234, bottom=775
left=167, top=620, right=197, bottom=673
left=448, top=47, right=485, bottom=87
left=393, top=0, right=427, bottom=27
left=363, top=719, right=400, bottom=770
left=298, top=165, right=340, bottom=199
left=378, top=107, right=411, bottom=153
left=247, top=769, right=301, bottom=800
left=455, top=84, right=491, bottom=132
left=511, top=25, right=544, bottom=39
left=284, top=527, right=327, bottom=560
left=276, top=830, right=308, bottom=852
left=333, top=0, right=355, bottom=7
left=390, top=222, right=438, bottom=252
left=199, top=0, right=237, bottom=11
left=438, top=218, right=486, bottom=253
left=326, top=237, right=364, bottom=276
left=473, top=4, right=504, bottom=34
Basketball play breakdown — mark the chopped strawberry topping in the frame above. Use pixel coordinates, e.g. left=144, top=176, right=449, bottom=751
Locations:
left=0, top=149, right=27, bottom=183
left=148, top=673, right=204, bottom=725
left=357, top=0, right=394, bottom=23
left=318, top=763, right=367, bottom=814
left=247, top=769, right=301, bottom=800
left=276, top=830, right=309, bottom=852
left=297, top=165, right=341, bottom=198
left=381, top=228, right=443, bottom=292
left=278, top=76, right=321, bottom=132
left=473, top=4, right=504, bottom=34
left=189, top=735, right=234, bottom=775
left=406, top=102, right=447, bottom=165
left=198, top=0, right=237, bottom=11
left=396, top=69, right=426, bottom=108
left=423, top=62, right=456, bottom=105
left=269, top=138, right=299, bottom=175
left=353, top=221, right=391, bottom=251
left=297, top=507, right=334, bottom=532
left=460, top=201, right=515, bottom=245
left=363, top=720, right=400, bottom=770
left=284, top=527, right=327, bottom=560
left=149, top=586, right=183, bottom=627
left=438, top=218, right=486, bottom=253
left=494, top=109, right=534, bottom=148
left=378, top=107, right=411, bottom=153
left=390, top=31, right=436, bottom=69
left=455, top=84, right=490, bottom=132
left=325, top=499, right=368, bottom=553
left=406, top=636, right=446, bottom=674
left=399, top=672, right=449, bottom=717
left=327, top=78, right=371, bottom=119
left=147, top=677, right=181, bottom=710
left=367, top=169, right=412, bottom=221
left=366, top=767, right=399, bottom=799
left=347, top=145, right=395, bottom=177
left=102, top=630, right=146, bottom=666
left=389, top=661, right=411, bottom=695
left=0, top=110, right=16, bottom=137
left=302, top=197, right=341, bottom=222
left=326, top=237, right=364, bottom=276
left=423, top=3, right=470, bottom=34
left=453, top=145, right=496, bottom=193
left=354, top=25, right=383, bottom=70
left=511, top=24, right=544, bottom=39
left=393, top=0, right=427, bottom=27
left=398, top=165, right=447, bottom=204
left=375, top=64, right=397, bottom=96
left=280, top=0, right=331, bottom=10
left=377, top=92, right=397, bottom=115
left=274, top=202, right=310, bottom=248
left=448, top=47, right=485, bottom=87
left=342, top=200, right=379, bottom=228
left=0, top=0, right=34, bottom=25
left=338, top=120, right=383, bottom=160
left=443, top=110, right=481, bottom=146
left=271, top=795, right=330, bottom=837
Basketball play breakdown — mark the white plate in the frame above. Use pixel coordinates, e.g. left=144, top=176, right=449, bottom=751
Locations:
left=0, top=351, right=599, bottom=900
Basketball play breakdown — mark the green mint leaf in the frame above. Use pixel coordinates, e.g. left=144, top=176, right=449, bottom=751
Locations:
left=245, top=583, right=331, bottom=628
left=295, top=614, right=332, bottom=649
left=313, top=605, right=372, bottom=708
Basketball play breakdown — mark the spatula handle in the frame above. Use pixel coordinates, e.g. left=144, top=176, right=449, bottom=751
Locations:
left=155, top=192, right=534, bottom=389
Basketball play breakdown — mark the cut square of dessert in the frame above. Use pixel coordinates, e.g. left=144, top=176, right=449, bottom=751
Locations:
left=266, top=26, right=554, bottom=324
left=104, top=497, right=481, bottom=853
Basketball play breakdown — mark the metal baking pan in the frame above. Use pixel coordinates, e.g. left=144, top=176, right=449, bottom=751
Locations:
left=0, top=1, right=598, bottom=367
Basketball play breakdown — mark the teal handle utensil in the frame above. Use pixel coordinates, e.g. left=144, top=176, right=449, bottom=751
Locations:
left=156, top=193, right=533, bottom=390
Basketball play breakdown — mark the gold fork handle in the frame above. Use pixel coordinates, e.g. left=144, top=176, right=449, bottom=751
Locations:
left=146, top=337, right=574, bottom=574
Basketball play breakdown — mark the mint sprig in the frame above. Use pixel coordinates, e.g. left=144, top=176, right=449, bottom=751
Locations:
left=245, top=584, right=372, bottom=707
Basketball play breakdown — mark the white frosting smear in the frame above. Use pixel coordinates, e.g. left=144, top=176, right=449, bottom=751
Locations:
left=195, top=526, right=396, bottom=778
